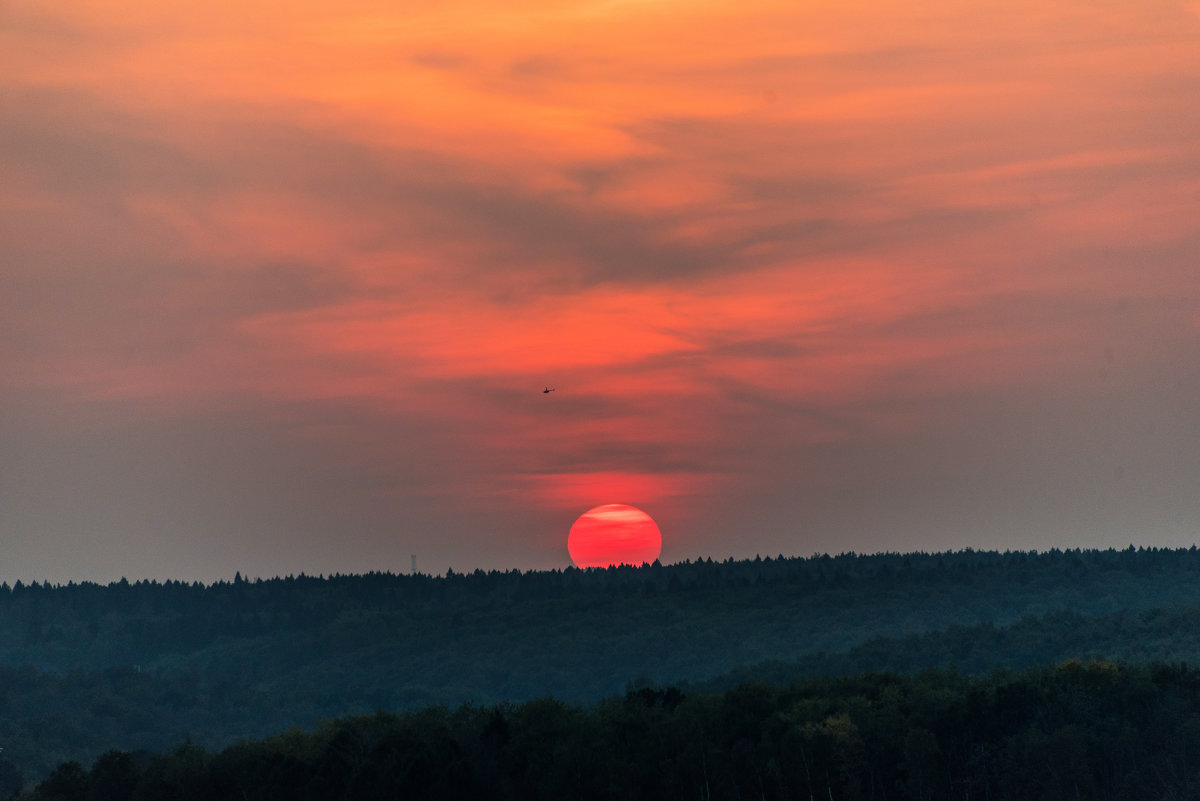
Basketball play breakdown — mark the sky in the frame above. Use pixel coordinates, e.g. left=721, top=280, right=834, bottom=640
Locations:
left=3, top=0, right=1199, bottom=583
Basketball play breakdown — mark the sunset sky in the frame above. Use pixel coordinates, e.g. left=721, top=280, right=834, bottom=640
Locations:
left=3, top=0, right=1199, bottom=583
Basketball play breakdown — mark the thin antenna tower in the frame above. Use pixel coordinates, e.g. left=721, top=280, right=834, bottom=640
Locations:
left=411, top=554, right=417, bottom=576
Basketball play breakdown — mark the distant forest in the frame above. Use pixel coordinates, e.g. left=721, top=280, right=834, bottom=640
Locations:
left=4, top=546, right=1200, bottom=788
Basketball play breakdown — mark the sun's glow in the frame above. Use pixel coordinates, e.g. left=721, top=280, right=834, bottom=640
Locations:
left=567, top=504, right=662, bottom=568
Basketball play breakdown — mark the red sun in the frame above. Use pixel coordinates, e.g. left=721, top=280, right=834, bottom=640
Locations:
left=568, top=504, right=662, bottom=568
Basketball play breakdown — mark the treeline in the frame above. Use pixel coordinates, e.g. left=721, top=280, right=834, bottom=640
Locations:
left=4, top=547, right=1200, bottom=781
left=6, top=546, right=1200, bottom=676
left=17, top=661, right=1200, bottom=801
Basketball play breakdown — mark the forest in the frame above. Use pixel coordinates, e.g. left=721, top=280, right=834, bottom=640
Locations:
left=17, top=662, right=1200, bottom=801
left=5, top=546, right=1200, bottom=794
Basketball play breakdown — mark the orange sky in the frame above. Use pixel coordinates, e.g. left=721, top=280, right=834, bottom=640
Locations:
left=3, top=0, right=1199, bottom=581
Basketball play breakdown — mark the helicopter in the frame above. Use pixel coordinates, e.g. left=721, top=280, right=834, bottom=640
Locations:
left=543, top=386, right=556, bottom=394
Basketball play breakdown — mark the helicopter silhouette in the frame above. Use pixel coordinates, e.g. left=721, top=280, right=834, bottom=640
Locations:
left=543, top=386, right=556, bottom=394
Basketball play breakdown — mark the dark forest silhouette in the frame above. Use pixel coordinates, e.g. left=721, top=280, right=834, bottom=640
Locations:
left=4, top=546, right=1200, bottom=793
left=18, top=662, right=1200, bottom=800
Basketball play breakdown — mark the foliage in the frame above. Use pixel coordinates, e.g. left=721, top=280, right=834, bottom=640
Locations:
left=20, top=662, right=1200, bottom=801
left=5, top=546, right=1200, bottom=782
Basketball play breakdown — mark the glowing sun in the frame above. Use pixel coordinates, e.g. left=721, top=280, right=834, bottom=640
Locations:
left=568, top=504, right=662, bottom=568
